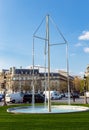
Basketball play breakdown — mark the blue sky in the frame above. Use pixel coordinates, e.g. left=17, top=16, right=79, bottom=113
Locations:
left=0, top=0, right=89, bottom=76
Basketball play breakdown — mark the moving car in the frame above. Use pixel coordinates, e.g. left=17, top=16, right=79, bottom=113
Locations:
left=23, top=93, right=45, bottom=103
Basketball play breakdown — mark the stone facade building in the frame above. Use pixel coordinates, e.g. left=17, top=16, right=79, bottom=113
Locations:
left=0, top=67, right=74, bottom=94
left=85, top=65, right=89, bottom=77
left=84, top=65, right=89, bottom=91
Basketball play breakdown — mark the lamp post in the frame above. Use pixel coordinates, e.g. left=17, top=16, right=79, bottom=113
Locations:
left=84, top=75, right=87, bottom=104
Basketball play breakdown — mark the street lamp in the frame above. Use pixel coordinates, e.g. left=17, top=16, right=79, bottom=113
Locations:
left=84, top=75, right=87, bottom=104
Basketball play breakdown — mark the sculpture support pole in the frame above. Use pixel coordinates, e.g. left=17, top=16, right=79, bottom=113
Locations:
left=46, top=15, right=51, bottom=112
left=32, top=38, right=35, bottom=108
left=66, top=43, right=70, bottom=105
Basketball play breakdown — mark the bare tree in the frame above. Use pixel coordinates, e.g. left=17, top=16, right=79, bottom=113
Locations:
left=73, top=76, right=83, bottom=92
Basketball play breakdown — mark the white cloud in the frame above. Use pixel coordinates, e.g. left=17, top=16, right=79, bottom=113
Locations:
left=78, top=31, right=89, bottom=40
left=79, top=71, right=84, bottom=76
left=75, top=43, right=82, bottom=47
left=70, top=53, right=76, bottom=56
left=84, top=47, right=89, bottom=53
left=70, top=71, right=84, bottom=77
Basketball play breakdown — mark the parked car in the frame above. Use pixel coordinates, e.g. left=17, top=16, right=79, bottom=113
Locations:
left=51, top=93, right=62, bottom=100
left=60, top=93, right=65, bottom=97
left=71, top=92, right=80, bottom=98
left=80, top=92, right=84, bottom=96
left=0, top=94, right=4, bottom=102
left=86, top=91, right=89, bottom=97
left=23, top=93, right=45, bottom=103
left=43, top=91, right=62, bottom=100
left=65, top=93, right=72, bottom=98
left=5, top=92, right=24, bottom=103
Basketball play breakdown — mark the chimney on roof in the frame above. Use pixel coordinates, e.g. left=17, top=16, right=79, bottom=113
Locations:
left=12, top=67, right=15, bottom=75
left=20, top=66, right=22, bottom=69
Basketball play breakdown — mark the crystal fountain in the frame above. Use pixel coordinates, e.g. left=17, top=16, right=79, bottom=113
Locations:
left=7, top=14, right=89, bottom=114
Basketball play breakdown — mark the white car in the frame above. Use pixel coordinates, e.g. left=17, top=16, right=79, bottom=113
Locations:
left=5, top=92, right=24, bottom=103
left=43, top=90, right=62, bottom=100
left=51, top=94, right=62, bottom=100
left=65, top=93, right=72, bottom=98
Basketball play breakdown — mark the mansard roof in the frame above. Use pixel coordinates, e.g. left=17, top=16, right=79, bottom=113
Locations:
left=15, top=69, right=39, bottom=75
left=39, top=72, right=60, bottom=77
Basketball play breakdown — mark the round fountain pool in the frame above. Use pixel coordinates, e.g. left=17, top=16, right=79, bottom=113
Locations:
left=7, top=105, right=89, bottom=114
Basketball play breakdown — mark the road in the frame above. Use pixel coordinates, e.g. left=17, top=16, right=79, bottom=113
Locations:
left=0, top=101, right=4, bottom=106
left=52, top=96, right=89, bottom=104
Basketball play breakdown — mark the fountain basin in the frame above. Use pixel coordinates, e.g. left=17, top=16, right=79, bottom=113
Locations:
left=7, top=105, right=89, bottom=114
